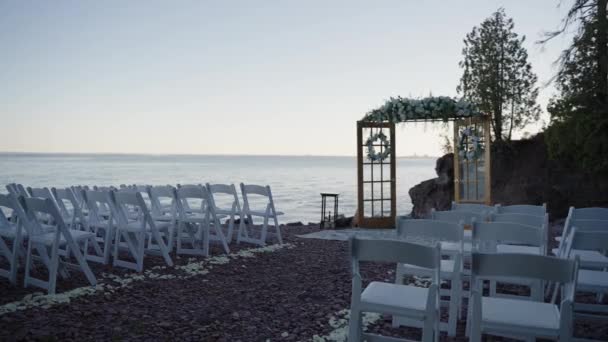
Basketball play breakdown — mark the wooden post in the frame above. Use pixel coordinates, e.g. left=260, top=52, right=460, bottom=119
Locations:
left=484, top=116, right=492, bottom=205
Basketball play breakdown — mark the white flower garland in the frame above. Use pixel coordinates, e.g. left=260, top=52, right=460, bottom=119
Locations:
left=365, top=131, right=390, bottom=162
left=363, top=96, right=482, bottom=123
left=458, top=127, right=484, bottom=160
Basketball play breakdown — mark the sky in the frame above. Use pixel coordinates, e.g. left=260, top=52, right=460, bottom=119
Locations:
left=0, top=0, right=575, bottom=156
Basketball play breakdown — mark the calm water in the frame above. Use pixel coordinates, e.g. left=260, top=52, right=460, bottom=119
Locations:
left=0, top=153, right=436, bottom=223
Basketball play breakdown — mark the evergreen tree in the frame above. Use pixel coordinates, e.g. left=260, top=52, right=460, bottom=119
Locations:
left=541, top=0, right=608, bottom=173
left=457, top=8, right=541, bottom=141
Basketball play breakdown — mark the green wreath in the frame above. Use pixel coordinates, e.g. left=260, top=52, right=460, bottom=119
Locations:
left=458, top=127, right=484, bottom=161
left=366, top=132, right=391, bottom=162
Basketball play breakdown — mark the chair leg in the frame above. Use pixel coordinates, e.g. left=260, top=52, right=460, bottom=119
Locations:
left=448, top=276, right=460, bottom=337
left=260, top=216, right=269, bottom=246
left=470, top=291, right=482, bottom=342
left=24, top=240, right=34, bottom=288
left=347, top=308, right=362, bottom=342
left=202, top=226, right=210, bottom=256
left=150, top=228, right=173, bottom=267
left=273, top=215, right=282, bottom=244
left=392, top=264, right=405, bottom=328
left=103, top=227, right=112, bottom=264
left=9, top=238, right=20, bottom=285
left=69, top=237, right=97, bottom=286
left=48, top=242, right=60, bottom=295
left=137, top=232, right=145, bottom=272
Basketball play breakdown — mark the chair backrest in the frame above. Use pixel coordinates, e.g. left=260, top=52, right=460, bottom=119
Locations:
left=451, top=201, right=493, bottom=213
left=491, top=213, right=548, bottom=229
left=398, top=218, right=464, bottom=242
left=570, top=207, right=608, bottom=221
left=6, top=184, right=29, bottom=197
left=0, top=194, right=13, bottom=227
left=350, top=237, right=441, bottom=270
left=570, top=219, right=608, bottom=232
left=240, top=183, right=276, bottom=214
left=6, top=184, right=21, bottom=197
left=565, top=228, right=608, bottom=256
left=82, top=190, right=115, bottom=224
left=473, top=222, right=544, bottom=252
left=52, top=187, right=87, bottom=228
left=111, top=190, right=151, bottom=227
left=207, top=183, right=240, bottom=210
left=0, top=193, right=24, bottom=230
left=495, top=203, right=546, bottom=216
left=148, top=185, right=177, bottom=217
left=70, top=185, right=88, bottom=208
left=18, top=196, right=67, bottom=236
left=175, top=184, right=209, bottom=217
left=431, top=209, right=486, bottom=225
left=27, top=187, right=54, bottom=200
left=472, top=252, right=578, bottom=286
left=51, top=187, right=78, bottom=215
left=94, top=185, right=116, bottom=192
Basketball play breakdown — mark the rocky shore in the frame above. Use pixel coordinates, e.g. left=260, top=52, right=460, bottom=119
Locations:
left=0, top=223, right=606, bottom=341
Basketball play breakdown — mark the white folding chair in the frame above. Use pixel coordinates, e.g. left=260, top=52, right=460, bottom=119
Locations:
left=18, top=196, right=98, bottom=294
left=489, top=213, right=548, bottom=255
left=553, top=209, right=608, bottom=267
left=238, top=183, right=283, bottom=246
left=451, top=201, right=493, bottom=213
left=473, top=221, right=546, bottom=301
left=111, top=190, right=173, bottom=272
left=494, top=203, right=547, bottom=216
left=147, top=185, right=178, bottom=251
left=395, top=219, right=462, bottom=336
left=82, top=190, right=117, bottom=264
left=468, top=253, right=578, bottom=342
left=51, top=187, right=88, bottom=231
left=348, top=237, right=441, bottom=342
left=0, top=194, right=25, bottom=285
left=562, top=228, right=608, bottom=318
left=175, top=185, right=230, bottom=256
left=555, top=207, right=608, bottom=246
left=206, top=183, right=243, bottom=243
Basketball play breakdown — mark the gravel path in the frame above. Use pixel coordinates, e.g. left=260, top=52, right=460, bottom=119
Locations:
left=0, top=224, right=606, bottom=341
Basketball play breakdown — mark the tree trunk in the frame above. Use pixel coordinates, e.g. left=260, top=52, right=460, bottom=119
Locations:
left=597, top=0, right=608, bottom=106
left=508, top=98, right=515, bottom=140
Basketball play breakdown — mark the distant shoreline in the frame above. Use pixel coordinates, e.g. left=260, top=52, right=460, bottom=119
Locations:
left=0, top=151, right=439, bottom=159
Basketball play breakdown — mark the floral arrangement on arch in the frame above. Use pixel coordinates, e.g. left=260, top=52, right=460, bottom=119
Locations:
left=363, top=96, right=482, bottom=123
left=457, top=127, right=484, bottom=161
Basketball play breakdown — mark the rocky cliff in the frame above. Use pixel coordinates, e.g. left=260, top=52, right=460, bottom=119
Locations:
left=409, top=133, right=608, bottom=219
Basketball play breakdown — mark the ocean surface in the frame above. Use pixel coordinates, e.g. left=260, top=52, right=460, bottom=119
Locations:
left=0, top=153, right=436, bottom=223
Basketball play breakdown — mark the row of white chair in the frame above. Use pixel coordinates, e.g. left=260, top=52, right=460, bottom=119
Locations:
left=395, top=218, right=548, bottom=337
left=352, top=203, right=606, bottom=340
left=348, top=229, right=579, bottom=342
left=0, top=182, right=284, bottom=293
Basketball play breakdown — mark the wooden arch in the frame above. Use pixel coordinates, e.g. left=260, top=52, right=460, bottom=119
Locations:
left=356, top=96, right=491, bottom=228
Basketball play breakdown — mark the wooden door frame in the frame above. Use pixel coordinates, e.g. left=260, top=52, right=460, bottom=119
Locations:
left=453, top=116, right=492, bottom=205
left=356, top=121, right=396, bottom=228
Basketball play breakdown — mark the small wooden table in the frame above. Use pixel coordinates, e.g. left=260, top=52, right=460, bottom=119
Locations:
left=320, top=193, right=339, bottom=228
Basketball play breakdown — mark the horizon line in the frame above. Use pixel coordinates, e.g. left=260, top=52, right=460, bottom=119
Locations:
left=0, top=151, right=441, bottom=159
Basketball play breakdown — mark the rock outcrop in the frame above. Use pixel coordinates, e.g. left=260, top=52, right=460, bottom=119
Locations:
left=408, top=153, right=454, bottom=218
left=409, top=133, right=608, bottom=219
